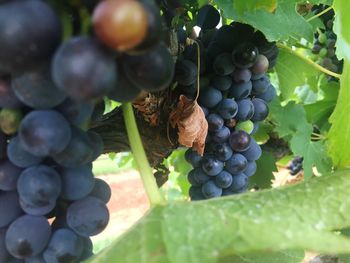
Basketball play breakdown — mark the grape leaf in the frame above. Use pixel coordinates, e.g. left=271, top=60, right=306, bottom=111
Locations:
left=215, top=0, right=314, bottom=42
left=333, top=0, right=350, bottom=61
left=219, top=250, right=304, bottom=263
left=328, top=62, right=350, bottom=168
left=226, top=0, right=277, bottom=14
left=89, top=170, right=350, bottom=263
left=274, top=48, right=319, bottom=100
left=249, top=152, right=276, bottom=189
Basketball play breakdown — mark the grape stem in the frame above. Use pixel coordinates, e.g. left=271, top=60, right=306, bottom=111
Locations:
left=122, top=103, right=166, bottom=206
left=306, top=6, right=333, bottom=22
left=276, top=43, right=341, bottom=79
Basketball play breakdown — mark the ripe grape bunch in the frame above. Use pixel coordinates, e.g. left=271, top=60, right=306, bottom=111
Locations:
left=310, top=4, right=343, bottom=76
left=0, top=0, right=173, bottom=262
left=179, top=5, right=278, bottom=200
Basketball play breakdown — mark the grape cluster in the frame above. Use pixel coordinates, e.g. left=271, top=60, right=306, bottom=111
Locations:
left=310, top=5, right=343, bottom=76
left=287, top=156, right=303, bottom=176
left=0, top=0, right=171, bottom=262
left=177, top=5, right=278, bottom=200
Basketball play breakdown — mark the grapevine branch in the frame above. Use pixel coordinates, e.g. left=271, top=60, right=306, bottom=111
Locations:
left=122, top=103, right=165, bottom=205
left=276, top=43, right=341, bottom=79
left=306, top=6, right=333, bottom=22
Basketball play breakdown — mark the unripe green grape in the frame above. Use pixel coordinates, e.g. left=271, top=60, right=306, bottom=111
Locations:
left=235, top=120, right=254, bottom=134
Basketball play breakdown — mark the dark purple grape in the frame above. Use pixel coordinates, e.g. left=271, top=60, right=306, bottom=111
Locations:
left=251, top=54, right=269, bottom=75
left=226, top=173, right=248, bottom=192
left=244, top=161, right=257, bottom=177
left=213, top=53, right=235, bottom=76
left=201, top=157, right=224, bottom=176
left=211, top=126, right=230, bottom=143
left=241, top=139, right=262, bottom=161
left=233, top=69, right=252, bottom=83
left=229, top=81, right=252, bottom=100
left=232, top=43, right=259, bottom=69
left=236, top=99, right=254, bottom=121
left=196, top=5, right=220, bottom=30
left=251, top=98, right=269, bottom=122
left=199, top=87, right=223, bottom=108
left=229, top=130, right=251, bottom=152
left=252, top=75, right=270, bottom=95
left=175, top=60, right=197, bottom=86
left=212, top=75, right=232, bottom=91
left=189, top=186, right=205, bottom=201
left=255, top=84, right=276, bottom=103
left=202, top=180, right=222, bottom=198
left=185, top=148, right=202, bottom=167
left=0, top=76, right=22, bottom=108
left=215, top=170, right=233, bottom=188
left=225, top=154, right=248, bottom=175
left=216, top=99, right=238, bottom=119
left=0, top=160, right=23, bottom=191
left=213, top=143, right=233, bottom=161
left=192, top=167, right=211, bottom=184
left=207, top=113, right=224, bottom=131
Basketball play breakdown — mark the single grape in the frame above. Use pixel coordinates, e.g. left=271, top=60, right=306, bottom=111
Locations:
left=189, top=186, right=205, bottom=201
left=236, top=99, right=254, bottom=121
left=19, top=199, right=56, bottom=217
left=251, top=54, right=269, bottom=75
left=121, top=42, right=174, bottom=91
left=185, top=149, right=202, bottom=167
left=211, top=126, right=230, bottom=143
left=229, top=130, right=251, bottom=152
left=192, top=167, right=211, bottom=185
left=0, top=108, right=22, bottom=135
left=252, top=75, right=270, bottom=95
left=251, top=98, right=269, bottom=122
left=216, top=99, right=238, bottom=119
left=229, top=81, right=252, bottom=100
left=232, top=43, right=259, bottom=69
left=5, top=215, right=51, bottom=259
left=241, top=139, right=262, bottom=162
left=255, top=84, right=276, bottom=103
left=213, top=143, right=233, bottom=161
left=244, top=161, right=257, bottom=177
left=199, top=87, right=222, bottom=108
left=226, top=173, right=248, bottom=192
left=233, top=69, right=252, bottom=83
left=0, top=160, right=22, bottom=191
left=225, top=154, right=248, bottom=175
left=17, top=165, right=61, bottom=207
left=196, top=5, right=220, bottom=30
left=235, top=120, right=254, bottom=134
left=175, top=60, right=198, bottom=86
left=59, top=165, right=95, bottom=201
left=52, top=36, right=117, bottom=101
left=202, top=180, right=222, bottom=198
left=89, top=178, right=112, bottom=204
left=188, top=169, right=202, bottom=186
left=212, top=75, right=232, bottom=92
left=43, top=228, right=83, bottom=263
left=67, top=196, right=109, bottom=237
left=93, top=0, right=148, bottom=51
left=213, top=53, right=235, bottom=76
left=215, top=170, right=233, bottom=188
left=19, top=110, right=71, bottom=157
left=201, top=157, right=224, bottom=176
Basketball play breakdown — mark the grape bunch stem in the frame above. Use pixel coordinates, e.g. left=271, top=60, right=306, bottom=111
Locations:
left=122, top=103, right=166, bottom=205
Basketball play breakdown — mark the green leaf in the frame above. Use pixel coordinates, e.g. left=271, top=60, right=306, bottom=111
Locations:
left=225, top=0, right=277, bottom=14
left=333, top=0, right=350, bottom=61
left=219, top=250, right=304, bottom=263
left=90, top=170, right=350, bottom=263
left=274, top=48, right=319, bottom=100
left=249, top=152, right=276, bottom=189
left=215, top=0, right=314, bottom=42
left=328, top=62, right=350, bottom=168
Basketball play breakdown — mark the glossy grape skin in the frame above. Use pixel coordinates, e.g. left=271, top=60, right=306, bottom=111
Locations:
left=251, top=54, right=269, bottom=75
left=229, top=81, right=252, bottom=100
left=121, top=42, right=174, bottom=91
left=52, top=37, right=117, bottom=101
left=67, top=196, right=109, bottom=237
left=7, top=136, right=43, bottom=168
left=196, top=5, right=220, bottom=30
left=5, top=215, right=51, bottom=259
left=232, top=43, right=259, bottom=69
left=251, top=98, right=269, bottom=122
left=202, top=180, right=222, bottom=198
left=229, top=130, right=251, bottom=152
left=59, top=165, right=95, bottom=201
left=201, top=157, right=224, bottom=176
left=236, top=99, right=254, bottom=121
left=12, top=67, right=66, bottom=109
left=216, top=99, right=238, bottom=119
left=188, top=168, right=210, bottom=186
left=233, top=69, right=252, bottom=83
left=227, top=173, right=248, bottom=192
left=256, top=84, right=276, bottom=103
left=93, top=0, right=148, bottom=51
left=252, top=75, right=270, bottom=95
left=0, top=0, right=62, bottom=74
left=89, top=178, right=112, bottom=204
left=199, top=87, right=222, bottom=108
left=19, top=110, right=71, bottom=157
left=55, top=99, right=94, bottom=127
left=17, top=165, right=61, bottom=207
left=43, top=228, right=83, bottom=263
left=215, top=170, right=233, bottom=188
left=0, top=191, right=22, bottom=228
left=225, top=154, right=248, bottom=175
left=0, top=160, right=22, bottom=191
left=241, top=139, right=262, bottom=162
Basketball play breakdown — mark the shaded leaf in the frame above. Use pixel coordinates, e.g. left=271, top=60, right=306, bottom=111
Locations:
left=169, top=95, right=208, bottom=155
left=219, top=250, right=304, bottom=263
left=90, top=169, right=350, bottom=263
left=249, top=152, right=276, bottom=189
